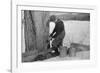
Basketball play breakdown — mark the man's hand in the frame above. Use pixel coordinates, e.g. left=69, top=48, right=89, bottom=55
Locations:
left=49, top=36, right=52, bottom=41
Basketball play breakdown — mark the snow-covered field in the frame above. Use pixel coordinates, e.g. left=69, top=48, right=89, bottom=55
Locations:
left=63, top=20, right=90, bottom=47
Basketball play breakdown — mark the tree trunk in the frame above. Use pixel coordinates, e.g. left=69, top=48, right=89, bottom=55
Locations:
left=31, top=11, right=49, bottom=52
left=24, top=11, right=36, bottom=52
left=24, top=10, right=49, bottom=53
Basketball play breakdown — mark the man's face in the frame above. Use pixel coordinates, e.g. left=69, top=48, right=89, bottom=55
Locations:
left=50, top=15, right=56, bottom=22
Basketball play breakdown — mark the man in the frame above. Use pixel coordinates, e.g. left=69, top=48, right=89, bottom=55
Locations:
left=49, top=15, right=65, bottom=56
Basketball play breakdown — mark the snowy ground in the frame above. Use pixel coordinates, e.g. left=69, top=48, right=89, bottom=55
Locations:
left=45, top=51, right=90, bottom=61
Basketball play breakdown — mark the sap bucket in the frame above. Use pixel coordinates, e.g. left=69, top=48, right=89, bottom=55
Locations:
left=59, top=46, right=67, bottom=58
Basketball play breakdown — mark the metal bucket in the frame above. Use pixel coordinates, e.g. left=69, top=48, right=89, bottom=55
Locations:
left=69, top=47, right=76, bottom=57
left=59, top=46, right=67, bottom=58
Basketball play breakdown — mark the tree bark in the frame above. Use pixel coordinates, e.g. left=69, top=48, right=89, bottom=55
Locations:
left=24, top=10, right=49, bottom=53
left=24, top=11, right=36, bottom=52
left=32, top=11, right=49, bottom=52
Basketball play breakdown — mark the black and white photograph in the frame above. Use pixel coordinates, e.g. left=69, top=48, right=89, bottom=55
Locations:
left=10, top=1, right=97, bottom=72
left=21, top=10, right=90, bottom=62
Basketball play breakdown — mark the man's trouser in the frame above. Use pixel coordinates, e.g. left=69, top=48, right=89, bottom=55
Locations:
left=52, top=31, right=65, bottom=55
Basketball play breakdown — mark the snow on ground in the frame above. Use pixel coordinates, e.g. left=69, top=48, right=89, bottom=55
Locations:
left=45, top=51, right=90, bottom=61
